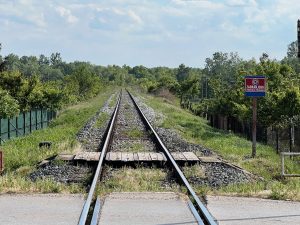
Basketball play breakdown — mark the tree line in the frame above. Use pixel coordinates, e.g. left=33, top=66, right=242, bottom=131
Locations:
left=0, top=44, right=120, bottom=117
left=127, top=42, right=300, bottom=152
left=1, top=41, right=300, bottom=152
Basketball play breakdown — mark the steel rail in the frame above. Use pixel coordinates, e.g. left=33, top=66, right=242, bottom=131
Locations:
left=77, top=91, right=121, bottom=225
left=127, top=91, right=217, bottom=225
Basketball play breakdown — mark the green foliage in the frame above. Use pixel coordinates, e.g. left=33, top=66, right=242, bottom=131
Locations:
left=0, top=88, right=19, bottom=118
left=42, top=82, right=64, bottom=110
left=0, top=89, right=114, bottom=193
left=193, top=50, right=300, bottom=136
left=140, top=91, right=300, bottom=200
left=64, top=64, right=102, bottom=101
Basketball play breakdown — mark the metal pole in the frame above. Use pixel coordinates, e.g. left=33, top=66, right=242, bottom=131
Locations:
left=252, top=98, right=257, bottom=157
left=281, top=153, right=285, bottom=176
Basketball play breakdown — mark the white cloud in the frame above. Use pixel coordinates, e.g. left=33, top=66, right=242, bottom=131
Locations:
left=0, top=1, right=47, bottom=27
left=55, top=6, right=78, bottom=24
left=226, top=0, right=257, bottom=7
left=0, top=0, right=296, bottom=66
left=273, top=0, right=300, bottom=20
left=128, top=10, right=143, bottom=25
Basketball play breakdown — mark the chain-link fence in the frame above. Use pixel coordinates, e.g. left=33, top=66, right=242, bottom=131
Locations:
left=0, top=109, right=56, bottom=144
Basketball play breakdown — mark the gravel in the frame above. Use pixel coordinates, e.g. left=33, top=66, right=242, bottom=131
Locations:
left=110, top=91, right=157, bottom=152
left=132, top=93, right=252, bottom=187
left=133, top=94, right=213, bottom=156
left=30, top=91, right=252, bottom=188
left=187, top=162, right=251, bottom=188
left=29, top=93, right=118, bottom=183
left=29, top=162, right=92, bottom=184
left=156, top=128, right=213, bottom=155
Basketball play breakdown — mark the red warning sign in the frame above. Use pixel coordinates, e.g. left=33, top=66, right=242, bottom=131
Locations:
left=245, top=76, right=266, bottom=97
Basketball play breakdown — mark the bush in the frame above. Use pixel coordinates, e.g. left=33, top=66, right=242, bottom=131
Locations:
left=0, top=88, right=19, bottom=118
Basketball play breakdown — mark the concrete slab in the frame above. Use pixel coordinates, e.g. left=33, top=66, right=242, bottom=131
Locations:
left=98, top=192, right=198, bottom=225
left=207, top=195, right=300, bottom=225
left=0, top=194, right=85, bottom=225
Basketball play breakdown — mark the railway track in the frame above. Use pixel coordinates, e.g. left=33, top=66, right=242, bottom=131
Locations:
left=78, top=90, right=217, bottom=225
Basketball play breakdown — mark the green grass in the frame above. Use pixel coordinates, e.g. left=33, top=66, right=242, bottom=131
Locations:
left=94, top=112, right=110, bottom=128
left=96, top=166, right=179, bottom=196
left=183, top=165, right=206, bottom=179
left=109, top=92, right=118, bottom=108
left=0, top=87, right=117, bottom=193
left=123, top=142, right=147, bottom=152
left=0, top=173, right=84, bottom=193
left=137, top=91, right=300, bottom=201
left=124, top=127, right=144, bottom=138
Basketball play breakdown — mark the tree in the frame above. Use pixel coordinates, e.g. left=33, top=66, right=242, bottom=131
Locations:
left=50, top=52, right=62, bottom=67
left=0, top=88, right=19, bottom=118
left=42, top=82, right=64, bottom=110
left=19, top=56, right=39, bottom=78
left=0, top=70, right=24, bottom=99
left=176, top=64, right=190, bottom=82
left=66, top=64, right=101, bottom=100
left=282, top=41, right=300, bottom=74
left=2, top=54, right=20, bottom=71
left=38, top=54, right=50, bottom=65
left=287, top=41, right=298, bottom=58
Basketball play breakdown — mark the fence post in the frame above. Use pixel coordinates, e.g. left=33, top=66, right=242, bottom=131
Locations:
left=41, top=109, right=43, bottom=129
left=281, top=153, right=285, bottom=176
left=29, top=110, right=32, bottom=133
left=0, top=151, right=3, bottom=173
left=23, top=112, right=26, bottom=135
left=35, top=109, right=38, bottom=130
left=7, top=118, right=10, bottom=140
left=47, top=110, right=49, bottom=126
left=15, top=116, right=18, bottom=137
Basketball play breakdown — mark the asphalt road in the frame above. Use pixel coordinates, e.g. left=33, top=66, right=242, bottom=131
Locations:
left=98, top=192, right=198, bottom=225
left=1, top=193, right=299, bottom=225
left=207, top=195, right=300, bottom=225
left=0, top=194, right=84, bottom=225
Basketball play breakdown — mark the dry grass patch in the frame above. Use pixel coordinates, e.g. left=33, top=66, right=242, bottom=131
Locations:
left=183, top=164, right=206, bottom=179
left=97, top=167, right=178, bottom=196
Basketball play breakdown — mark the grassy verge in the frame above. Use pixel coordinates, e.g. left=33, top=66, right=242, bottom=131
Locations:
left=0, top=87, right=117, bottom=193
left=137, top=91, right=300, bottom=201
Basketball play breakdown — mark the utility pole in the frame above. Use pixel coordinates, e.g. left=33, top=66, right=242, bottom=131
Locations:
left=297, top=20, right=300, bottom=58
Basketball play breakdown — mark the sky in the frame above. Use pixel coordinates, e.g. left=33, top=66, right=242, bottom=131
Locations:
left=0, top=0, right=298, bottom=68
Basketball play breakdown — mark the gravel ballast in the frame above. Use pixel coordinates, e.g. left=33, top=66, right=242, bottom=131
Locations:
left=31, top=91, right=253, bottom=188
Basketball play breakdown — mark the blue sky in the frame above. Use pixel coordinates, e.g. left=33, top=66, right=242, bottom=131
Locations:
left=0, top=0, right=298, bottom=67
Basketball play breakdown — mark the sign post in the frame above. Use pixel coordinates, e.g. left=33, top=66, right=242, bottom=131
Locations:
left=245, top=76, right=266, bottom=157
left=252, top=98, right=257, bottom=157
